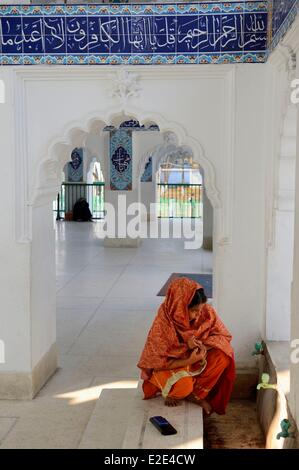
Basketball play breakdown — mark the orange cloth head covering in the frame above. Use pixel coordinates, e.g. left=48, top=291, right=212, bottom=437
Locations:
left=137, top=277, right=233, bottom=379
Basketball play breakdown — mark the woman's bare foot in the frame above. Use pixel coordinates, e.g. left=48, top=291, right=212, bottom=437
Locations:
left=186, top=394, right=212, bottom=415
left=164, top=397, right=182, bottom=407
left=197, top=399, right=212, bottom=415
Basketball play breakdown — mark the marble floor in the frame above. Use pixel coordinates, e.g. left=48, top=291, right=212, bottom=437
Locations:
left=0, top=220, right=213, bottom=449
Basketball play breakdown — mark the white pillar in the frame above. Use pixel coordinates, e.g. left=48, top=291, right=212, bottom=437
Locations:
left=103, top=131, right=141, bottom=247
left=290, top=50, right=299, bottom=426
left=202, top=188, right=213, bottom=251
left=266, top=105, right=296, bottom=340
left=0, top=71, right=57, bottom=399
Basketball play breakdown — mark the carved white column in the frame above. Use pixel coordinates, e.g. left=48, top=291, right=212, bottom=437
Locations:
left=290, top=48, right=299, bottom=428
left=266, top=103, right=297, bottom=340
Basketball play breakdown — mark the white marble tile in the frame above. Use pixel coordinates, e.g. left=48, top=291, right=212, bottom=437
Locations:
left=99, top=296, right=162, bottom=311
left=56, top=296, right=103, bottom=309
left=0, top=400, right=95, bottom=449
left=58, top=273, right=120, bottom=298
left=58, top=353, right=91, bottom=372
left=83, top=355, right=140, bottom=378
left=0, top=418, right=17, bottom=444
left=79, top=388, right=137, bottom=449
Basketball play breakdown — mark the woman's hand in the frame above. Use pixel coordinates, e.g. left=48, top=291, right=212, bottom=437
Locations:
left=188, top=345, right=207, bottom=364
left=187, top=336, right=203, bottom=350
left=187, top=336, right=198, bottom=350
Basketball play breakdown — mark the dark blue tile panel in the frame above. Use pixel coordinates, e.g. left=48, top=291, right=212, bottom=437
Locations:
left=0, top=4, right=270, bottom=66
left=0, top=17, right=23, bottom=36
left=244, top=32, right=267, bottom=51
left=45, top=35, right=66, bottom=54
left=1, top=35, right=23, bottom=55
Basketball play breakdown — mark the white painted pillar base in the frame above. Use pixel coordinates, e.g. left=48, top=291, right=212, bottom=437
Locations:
left=0, top=344, right=57, bottom=400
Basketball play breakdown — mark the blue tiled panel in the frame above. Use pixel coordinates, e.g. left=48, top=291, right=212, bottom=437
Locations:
left=110, top=129, right=132, bottom=191
left=68, top=148, right=84, bottom=183
left=271, top=0, right=299, bottom=49
left=0, top=2, right=269, bottom=66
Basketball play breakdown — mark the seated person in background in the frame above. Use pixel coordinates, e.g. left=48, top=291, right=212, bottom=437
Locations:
left=72, top=197, right=92, bottom=222
left=137, top=278, right=235, bottom=415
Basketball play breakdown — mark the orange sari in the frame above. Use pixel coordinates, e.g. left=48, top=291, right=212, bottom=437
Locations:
left=137, top=278, right=235, bottom=415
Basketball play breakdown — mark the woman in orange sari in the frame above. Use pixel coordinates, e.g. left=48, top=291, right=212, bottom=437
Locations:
left=137, top=278, right=235, bottom=415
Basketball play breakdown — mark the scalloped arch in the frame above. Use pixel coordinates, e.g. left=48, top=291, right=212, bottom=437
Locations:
left=32, top=105, right=221, bottom=209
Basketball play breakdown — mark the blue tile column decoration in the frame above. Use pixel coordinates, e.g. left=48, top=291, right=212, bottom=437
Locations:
left=67, top=148, right=83, bottom=183
left=110, top=129, right=133, bottom=191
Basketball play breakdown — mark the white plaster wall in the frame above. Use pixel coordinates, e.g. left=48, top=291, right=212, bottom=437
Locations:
left=31, top=204, right=56, bottom=367
left=0, top=64, right=271, bottom=373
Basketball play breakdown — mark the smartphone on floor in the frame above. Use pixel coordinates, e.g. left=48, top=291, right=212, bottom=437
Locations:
left=149, top=416, right=178, bottom=435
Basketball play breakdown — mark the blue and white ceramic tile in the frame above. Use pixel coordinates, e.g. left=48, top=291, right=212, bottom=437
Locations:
left=65, top=5, right=89, bottom=16
left=244, top=2, right=268, bottom=13
left=1, top=2, right=291, bottom=66
left=20, top=5, right=43, bottom=16
left=110, top=129, right=133, bottom=191
left=270, top=0, right=299, bottom=49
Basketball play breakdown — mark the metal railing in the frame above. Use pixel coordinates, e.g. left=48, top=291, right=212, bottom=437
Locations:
left=53, top=182, right=105, bottom=220
left=157, top=183, right=202, bottom=218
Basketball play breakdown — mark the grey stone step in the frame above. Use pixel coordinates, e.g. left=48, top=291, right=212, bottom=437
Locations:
left=78, top=388, right=136, bottom=449
left=122, top=384, right=203, bottom=449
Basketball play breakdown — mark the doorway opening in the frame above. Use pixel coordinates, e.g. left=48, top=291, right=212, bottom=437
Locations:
left=53, top=148, right=105, bottom=221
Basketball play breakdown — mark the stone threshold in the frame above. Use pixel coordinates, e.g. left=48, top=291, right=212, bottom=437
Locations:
left=122, top=383, right=203, bottom=449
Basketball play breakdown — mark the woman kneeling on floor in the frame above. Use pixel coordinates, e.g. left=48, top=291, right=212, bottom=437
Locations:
left=137, top=278, right=235, bottom=415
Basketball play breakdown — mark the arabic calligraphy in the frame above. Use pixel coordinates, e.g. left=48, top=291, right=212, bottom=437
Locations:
left=0, top=12, right=268, bottom=57
left=112, top=146, right=131, bottom=173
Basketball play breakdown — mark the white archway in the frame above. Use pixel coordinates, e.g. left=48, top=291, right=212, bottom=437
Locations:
left=138, top=135, right=203, bottom=215
left=31, top=107, right=221, bottom=214
left=9, top=105, right=224, bottom=399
